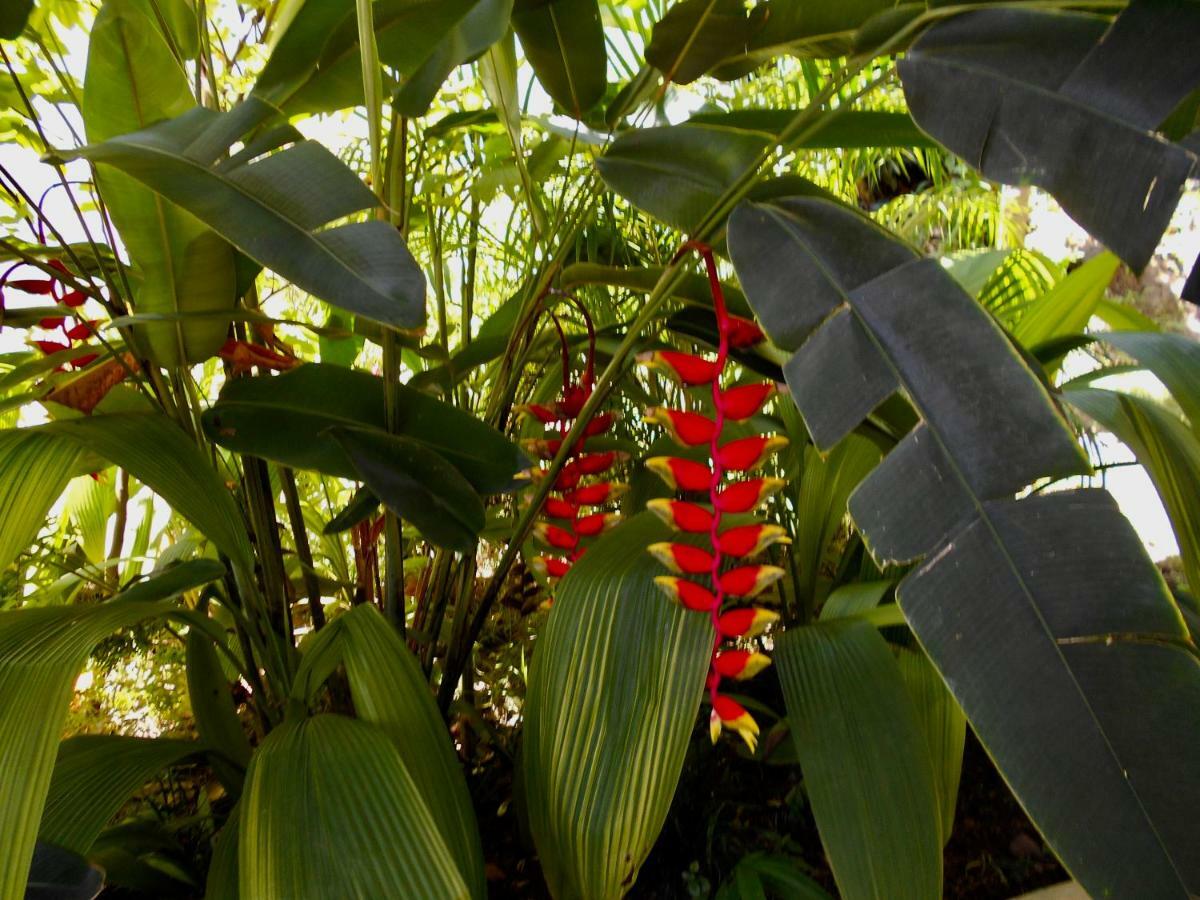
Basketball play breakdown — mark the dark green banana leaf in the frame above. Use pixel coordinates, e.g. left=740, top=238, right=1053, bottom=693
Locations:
left=899, top=5, right=1200, bottom=273
left=729, top=192, right=1200, bottom=898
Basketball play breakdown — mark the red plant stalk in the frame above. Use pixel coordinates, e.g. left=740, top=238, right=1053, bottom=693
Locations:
left=522, top=309, right=625, bottom=591
left=644, top=242, right=786, bottom=752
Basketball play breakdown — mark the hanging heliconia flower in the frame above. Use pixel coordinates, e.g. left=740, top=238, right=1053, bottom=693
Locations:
left=642, top=242, right=787, bottom=753
left=521, top=299, right=626, bottom=586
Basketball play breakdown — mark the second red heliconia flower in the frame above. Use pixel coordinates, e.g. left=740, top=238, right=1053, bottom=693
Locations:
left=642, top=242, right=788, bottom=753
left=522, top=300, right=625, bottom=590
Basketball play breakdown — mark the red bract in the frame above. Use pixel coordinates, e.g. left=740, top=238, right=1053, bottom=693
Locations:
left=647, top=499, right=712, bottom=533
left=8, top=278, right=55, bottom=294
left=717, top=435, right=788, bottom=472
left=718, top=382, right=776, bottom=421
left=648, top=542, right=714, bottom=575
left=523, top=301, right=624, bottom=585
left=714, top=478, right=784, bottom=514
left=644, top=241, right=786, bottom=753
left=646, top=456, right=712, bottom=493
left=717, top=523, right=790, bottom=557
left=644, top=407, right=717, bottom=446
left=639, top=349, right=720, bottom=386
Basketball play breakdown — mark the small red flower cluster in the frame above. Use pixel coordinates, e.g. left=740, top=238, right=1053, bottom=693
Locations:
left=522, top=307, right=625, bottom=584
left=643, top=243, right=788, bottom=752
left=2, top=259, right=98, bottom=370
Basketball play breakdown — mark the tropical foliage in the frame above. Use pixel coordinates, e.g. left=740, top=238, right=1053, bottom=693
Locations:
left=1, top=1, right=1199, bottom=898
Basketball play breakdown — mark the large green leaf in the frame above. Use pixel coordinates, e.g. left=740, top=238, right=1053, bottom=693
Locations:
left=393, top=0, right=513, bottom=116
left=560, top=262, right=754, bottom=318
left=1103, top=331, right=1200, bottom=436
left=39, top=735, right=200, bottom=854
left=186, top=627, right=253, bottom=773
left=708, top=0, right=899, bottom=75
left=0, top=431, right=85, bottom=574
left=0, top=0, right=32, bottom=38
left=686, top=110, right=937, bottom=148
left=84, top=0, right=236, bottom=367
left=0, top=600, right=170, bottom=900
left=1010, top=252, right=1118, bottom=350
left=200, top=363, right=527, bottom=494
left=899, top=6, right=1200, bottom=272
left=794, top=435, right=882, bottom=606
left=523, top=513, right=711, bottom=898
left=254, top=0, right=480, bottom=114
left=645, top=0, right=768, bottom=85
left=512, top=0, right=606, bottom=118
left=238, top=714, right=468, bottom=899
left=1067, top=387, right=1200, bottom=594
left=329, top=427, right=485, bottom=552
left=777, top=619, right=942, bottom=899
left=335, top=605, right=485, bottom=897
left=729, top=193, right=1200, bottom=897
left=1017, top=254, right=1118, bottom=352
left=896, top=647, right=965, bottom=846
left=59, top=472, right=116, bottom=564
left=597, top=125, right=770, bottom=233
left=35, top=414, right=253, bottom=570
left=56, top=100, right=426, bottom=330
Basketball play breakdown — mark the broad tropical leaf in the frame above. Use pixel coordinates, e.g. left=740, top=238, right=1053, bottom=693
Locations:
left=899, top=5, right=1200, bottom=272
left=776, top=619, right=942, bottom=899
left=1103, top=331, right=1200, bottom=435
left=186, top=628, right=253, bottom=774
left=793, top=435, right=882, bottom=606
left=597, top=125, right=769, bottom=233
left=729, top=192, right=1200, bottom=897
left=40, top=735, right=200, bottom=853
left=119, top=558, right=228, bottom=604
left=201, top=363, right=527, bottom=493
left=0, top=0, right=32, bottom=38
left=896, top=647, right=965, bottom=846
left=59, top=471, right=116, bottom=564
left=0, top=600, right=170, bottom=900
left=336, top=605, right=485, bottom=897
left=645, top=0, right=768, bottom=86
left=35, top=414, right=253, bottom=569
left=512, top=0, right=606, bottom=118
left=239, top=714, right=468, bottom=899
left=394, top=0, right=513, bottom=116
left=560, top=262, right=754, bottom=318
left=0, top=431, right=85, bottom=573
left=818, top=580, right=891, bottom=622
left=84, top=0, right=236, bottom=367
left=1010, top=252, right=1118, bottom=351
left=254, top=0, right=482, bottom=114
left=687, top=109, right=936, bottom=149
left=523, top=513, right=711, bottom=898
left=55, top=99, right=426, bottom=330
left=1067, top=387, right=1200, bottom=594
left=330, top=427, right=485, bottom=553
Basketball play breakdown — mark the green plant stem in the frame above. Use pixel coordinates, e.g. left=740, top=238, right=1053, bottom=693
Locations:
left=281, top=467, right=326, bottom=630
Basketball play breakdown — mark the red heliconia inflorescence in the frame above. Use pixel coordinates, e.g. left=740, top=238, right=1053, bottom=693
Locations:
left=522, top=301, right=626, bottom=590
left=642, top=242, right=788, bottom=753
left=2, top=258, right=100, bottom=372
